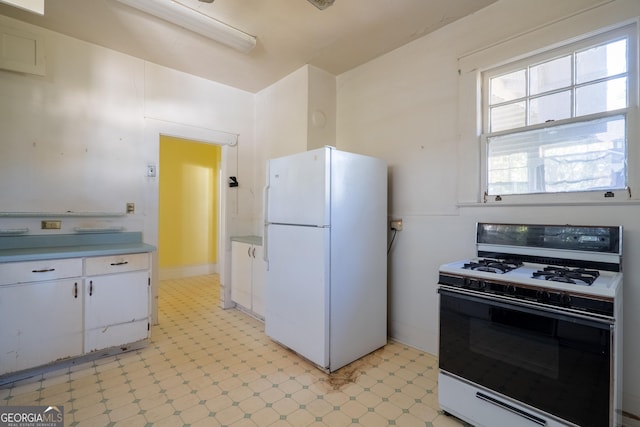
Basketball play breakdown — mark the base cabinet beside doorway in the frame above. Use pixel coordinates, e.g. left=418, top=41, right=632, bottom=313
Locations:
left=0, top=247, right=152, bottom=379
left=231, top=237, right=265, bottom=318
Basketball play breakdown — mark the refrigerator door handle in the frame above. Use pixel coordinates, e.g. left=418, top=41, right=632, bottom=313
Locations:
left=263, top=184, right=270, bottom=270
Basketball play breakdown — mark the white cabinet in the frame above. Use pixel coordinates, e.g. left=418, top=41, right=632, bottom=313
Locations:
left=0, top=230, right=154, bottom=379
left=252, top=245, right=265, bottom=317
left=0, top=259, right=83, bottom=376
left=231, top=241, right=252, bottom=309
left=84, top=253, right=150, bottom=353
left=0, top=20, right=46, bottom=76
left=0, top=251, right=151, bottom=377
left=231, top=240, right=265, bottom=318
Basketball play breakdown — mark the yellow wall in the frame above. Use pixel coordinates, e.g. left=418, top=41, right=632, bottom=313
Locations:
left=159, top=136, right=221, bottom=268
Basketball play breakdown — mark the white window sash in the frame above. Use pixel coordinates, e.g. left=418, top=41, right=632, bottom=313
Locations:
left=477, top=23, right=637, bottom=203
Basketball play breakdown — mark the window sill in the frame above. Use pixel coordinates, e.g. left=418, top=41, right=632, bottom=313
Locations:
left=457, top=199, right=640, bottom=208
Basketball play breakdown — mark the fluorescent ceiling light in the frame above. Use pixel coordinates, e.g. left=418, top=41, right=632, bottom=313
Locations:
left=114, top=0, right=256, bottom=53
left=0, top=0, right=44, bottom=15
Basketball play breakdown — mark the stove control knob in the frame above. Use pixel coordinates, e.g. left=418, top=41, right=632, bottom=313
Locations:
left=465, top=278, right=486, bottom=290
left=536, top=291, right=551, bottom=303
left=560, top=293, right=572, bottom=305
left=506, top=285, right=517, bottom=295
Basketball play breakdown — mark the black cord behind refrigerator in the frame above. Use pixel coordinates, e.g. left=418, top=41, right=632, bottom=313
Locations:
left=387, top=229, right=397, bottom=255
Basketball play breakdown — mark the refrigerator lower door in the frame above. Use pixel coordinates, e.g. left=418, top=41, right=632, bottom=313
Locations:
left=265, top=224, right=330, bottom=368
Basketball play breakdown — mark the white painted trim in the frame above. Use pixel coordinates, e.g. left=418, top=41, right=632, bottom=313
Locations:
left=143, top=117, right=238, bottom=146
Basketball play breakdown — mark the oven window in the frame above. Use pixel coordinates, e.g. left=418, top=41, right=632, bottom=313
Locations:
left=439, top=291, right=611, bottom=427
left=470, top=314, right=560, bottom=379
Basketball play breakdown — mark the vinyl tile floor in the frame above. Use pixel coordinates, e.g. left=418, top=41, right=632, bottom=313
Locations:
left=0, top=275, right=468, bottom=427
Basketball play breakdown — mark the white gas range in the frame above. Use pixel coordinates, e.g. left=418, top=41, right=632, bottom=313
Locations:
left=437, top=223, right=623, bottom=427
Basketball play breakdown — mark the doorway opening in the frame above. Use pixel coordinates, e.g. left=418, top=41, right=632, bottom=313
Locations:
left=144, top=118, right=237, bottom=324
left=158, top=135, right=221, bottom=280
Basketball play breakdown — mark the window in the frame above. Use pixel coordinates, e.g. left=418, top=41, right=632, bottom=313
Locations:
left=481, top=25, right=636, bottom=199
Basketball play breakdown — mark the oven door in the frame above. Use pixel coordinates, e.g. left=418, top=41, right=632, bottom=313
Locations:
left=438, top=288, right=613, bottom=427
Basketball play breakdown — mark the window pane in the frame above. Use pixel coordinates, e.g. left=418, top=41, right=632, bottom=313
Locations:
left=530, top=56, right=571, bottom=95
left=491, top=102, right=525, bottom=132
left=576, top=39, right=627, bottom=84
left=487, top=115, right=626, bottom=195
left=487, top=152, right=529, bottom=195
left=576, top=77, right=627, bottom=116
left=529, top=91, right=571, bottom=125
left=490, top=69, right=526, bottom=104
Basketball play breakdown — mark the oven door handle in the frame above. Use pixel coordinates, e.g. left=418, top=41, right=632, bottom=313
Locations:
left=438, top=287, right=613, bottom=329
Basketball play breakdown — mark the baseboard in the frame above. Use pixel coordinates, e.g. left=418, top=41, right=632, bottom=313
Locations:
left=159, top=264, right=218, bottom=280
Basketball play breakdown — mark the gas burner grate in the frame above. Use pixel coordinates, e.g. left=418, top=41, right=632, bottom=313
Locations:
left=463, top=258, right=523, bottom=274
left=532, top=266, right=600, bottom=285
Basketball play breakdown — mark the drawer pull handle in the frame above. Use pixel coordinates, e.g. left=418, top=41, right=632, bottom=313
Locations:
left=32, top=268, right=55, bottom=273
left=110, top=261, right=129, bottom=266
left=74, top=282, right=78, bottom=299
left=89, top=280, right=93, bottom=296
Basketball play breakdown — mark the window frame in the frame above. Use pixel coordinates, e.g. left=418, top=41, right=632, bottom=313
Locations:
left=479, top=23, right=638, bottom=204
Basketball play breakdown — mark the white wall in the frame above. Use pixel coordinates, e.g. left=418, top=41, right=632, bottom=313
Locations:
left=307, top=66, right=336, bottom=151
left=336, top=0, right=640, bottom=421
left=0, top=14, right=255, bottom=319
left=253, top=65, right=308, bottom=237
left=0, top=16, right=145, bottom=216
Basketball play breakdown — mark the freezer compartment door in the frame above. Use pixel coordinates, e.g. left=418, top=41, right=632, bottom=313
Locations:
left=265, top=224, right=329, bottom=368
left=266, top=147, right=330, bottom=226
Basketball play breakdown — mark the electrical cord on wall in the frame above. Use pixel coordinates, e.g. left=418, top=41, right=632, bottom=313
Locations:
left=387, top=229, right=397, bottom=255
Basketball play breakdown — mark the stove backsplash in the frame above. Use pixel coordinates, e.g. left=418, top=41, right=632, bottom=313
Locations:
left=477, top=223, right=622, bottom=254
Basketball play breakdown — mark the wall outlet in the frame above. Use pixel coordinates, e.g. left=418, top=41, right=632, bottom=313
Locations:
left=41, top=220, right=61, bottom=230
left=147, top=164, right=156, bottom=177
left=126, top=202, right=135, bottom=214
left=390, top=219, right=403, bottom=231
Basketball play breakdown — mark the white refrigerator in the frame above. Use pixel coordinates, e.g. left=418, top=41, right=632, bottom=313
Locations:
left=263, top=146, right=387, bottom=372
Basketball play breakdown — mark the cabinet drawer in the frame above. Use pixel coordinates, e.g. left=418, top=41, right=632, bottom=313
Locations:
left=85, top=320, right=148, bottom=354
left=0, top=258, right=82, bottom=285
left=85, top=253, right=149, bottom=276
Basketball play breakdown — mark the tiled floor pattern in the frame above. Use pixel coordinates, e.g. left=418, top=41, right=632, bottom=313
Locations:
left=0, top=275, right=468, bottom=426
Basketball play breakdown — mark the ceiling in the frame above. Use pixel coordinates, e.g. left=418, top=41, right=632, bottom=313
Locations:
left=0, top=0, right=497, bottom=93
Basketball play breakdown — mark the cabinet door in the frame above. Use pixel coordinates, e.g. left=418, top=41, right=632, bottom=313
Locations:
left=0, top=279, right=82, bottom=375
left=252, top=245, right=266, bottom=317
left=231, top=241, right=252, bottom=310
left=85, top=271, right=149, bottom=352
